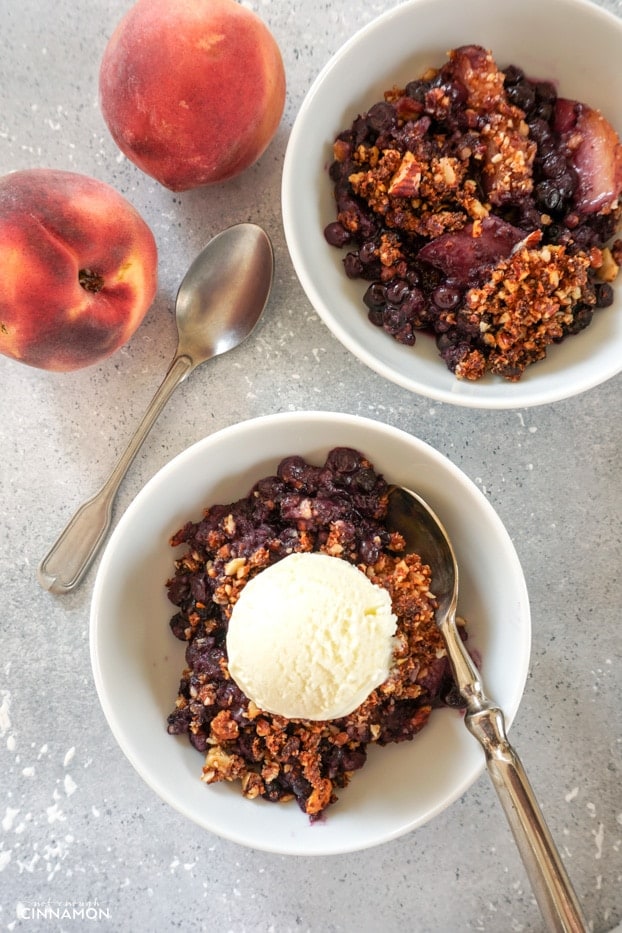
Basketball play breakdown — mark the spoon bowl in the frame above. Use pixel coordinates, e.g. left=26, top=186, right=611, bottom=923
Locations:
left=176, top=224, right=273, bottom=362
left=38, top=223, right=274, bottom=595
left=386, top=484, right=587, bottom=933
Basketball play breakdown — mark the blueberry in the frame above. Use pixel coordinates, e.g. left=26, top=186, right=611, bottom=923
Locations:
left=556, top=171, right=577, bottom=200
left=432, top=284, right=462, bottom=309
left=366, top=101, right=396, bottom=134
left=400, top=287, right=426, bottom=317
left=506, top=80, right=536, bottom=112
left=278, top=455, right=310, bottom=487
left=404, top=79, right=427, bottom=104
left=363, top=282, right=386, bottom=311
left=343, top=252, right=364, bottom=278
left=385, top=278, right=410, bottom=304
left=367, top=308, right=384, bottom=327
left=536, top=180, right=563, bottom=212
left=444, top=79, right=468, bottom=106
left=595, top=283, right=614, bottom=308
left=503, top=64, right=525, bottom=86
left=336, top=194, right=359, bottom=215
left=359, top=240, right=378, bottom=264
left=357, top=213, right=379, bottom=240
left=535, top=80, right=557, bottom=103
left=329, top=156, right=353, bottom=183
left=325, top=446, right=361, bottom=474
left=541, top=152, right=567, bottom=179
left=324, top=221, right=351, bottom=248
left=565, top=305, right=593, bottom=334
left=532, top=101, right=553, bottom=122
left=382, top=305, right=408, bottom=334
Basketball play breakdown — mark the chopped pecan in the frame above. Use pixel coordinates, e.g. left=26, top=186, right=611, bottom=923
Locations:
left=388, top=152, right=423, bottom=198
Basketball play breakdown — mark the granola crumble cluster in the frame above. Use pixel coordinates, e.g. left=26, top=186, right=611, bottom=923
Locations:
left=165, top=448, right=462, bottom=820
left=324, top=45, right=622, bottom=381
left=456, top=240, right=591, bottom=380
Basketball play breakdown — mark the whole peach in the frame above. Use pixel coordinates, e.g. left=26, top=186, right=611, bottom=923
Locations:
left=0, top=169, right=158, bottom=372
left=99, top=0, right=286, bottom=191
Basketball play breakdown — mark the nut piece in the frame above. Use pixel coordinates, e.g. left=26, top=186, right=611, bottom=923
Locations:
left=388, top=152, right=423, bottom=197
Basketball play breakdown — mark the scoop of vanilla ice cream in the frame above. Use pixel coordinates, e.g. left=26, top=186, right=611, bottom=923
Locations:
left=226, top=551, right=397, bottom=720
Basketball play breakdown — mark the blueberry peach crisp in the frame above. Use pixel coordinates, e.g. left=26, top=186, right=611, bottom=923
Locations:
left=166, top=448, right=464, bottom=820
left=324, top=45, right=622, bottom=381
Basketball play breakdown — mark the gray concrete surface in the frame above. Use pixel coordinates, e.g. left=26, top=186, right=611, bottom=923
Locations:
left=1, top=1, right=620, bottom=930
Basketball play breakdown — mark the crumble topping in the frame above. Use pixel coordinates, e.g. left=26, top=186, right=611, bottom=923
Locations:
left=165, top=448, right=464, bottom=820
left=458, top=241, right=591, bottom=380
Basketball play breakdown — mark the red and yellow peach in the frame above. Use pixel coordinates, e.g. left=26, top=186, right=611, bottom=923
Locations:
left=0, top=168, right=158, bottom=371
left=99, top=0, right=286, bottom=191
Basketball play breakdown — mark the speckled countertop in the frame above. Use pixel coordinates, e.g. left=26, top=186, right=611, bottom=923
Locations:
left=1, top=1, right=621, bottom=931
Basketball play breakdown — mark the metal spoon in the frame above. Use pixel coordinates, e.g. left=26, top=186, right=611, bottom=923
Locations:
left=38, top=223, right=274, bottom=595
left=386, top=485, right=587, bottom=933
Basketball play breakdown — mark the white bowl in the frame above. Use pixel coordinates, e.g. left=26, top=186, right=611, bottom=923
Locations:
left=90, top=412, right=530, bottom=854
left=282, top=0, right=622, bottom=409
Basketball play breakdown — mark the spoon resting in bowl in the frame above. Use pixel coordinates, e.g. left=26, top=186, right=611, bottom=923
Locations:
left=38, top=223, right=274, bottom=595
left=386, top=485, right=587, bottom=933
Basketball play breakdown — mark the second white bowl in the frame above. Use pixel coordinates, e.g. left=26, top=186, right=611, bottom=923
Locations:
left=282, top=0, right=622, bottom=408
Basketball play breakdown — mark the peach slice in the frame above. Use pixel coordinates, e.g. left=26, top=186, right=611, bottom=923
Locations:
left=554, top=99, right=622, bottom=214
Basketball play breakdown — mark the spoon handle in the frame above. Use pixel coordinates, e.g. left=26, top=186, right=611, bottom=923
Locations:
left=37, top=354, right=194, bottom=594
left=466, top=706, right=587, bottom=933
left=442, top=618, right=587, bottom=933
